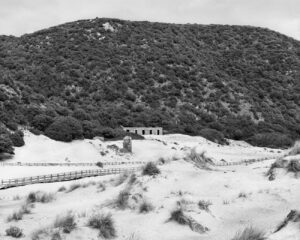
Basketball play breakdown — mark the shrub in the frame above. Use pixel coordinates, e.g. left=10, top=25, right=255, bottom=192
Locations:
left=115, top=189, right=130, bottom=209
left=247, top=132, right=293, bottom=148
left=10, top=131, right=25, bottom=147
left=54, top=212, right=76, bottom=233
left=51, top=231, right=62, bottom=240
left=238, top=192, right=248, bottom=198
left=45, top=116, right=83, bottom=142
left=199, top=128, right=228, bottom=145
left=5, top=226, right=23, bottom=238
left=139, top=201, right=154, bottom=213
left=7, top=202, right=34, bottom=222
left=289, top=141, right=300, bottom=156
left=67, top=183, right=81, bottom=192
left=57, top=186, right=66, bottom=192
left=185, top=148, right=213, bottom=167
left=26, top=191, right=55, bottom=203
left=128, top=174, right=137, bottom=185
left=88, top=213, right=116, bottom=239
left=96, top=162, right=103, bottom=168
left=170, top=209, right=189, bottom=225
left=0, top=134, right=14, bottom=155
left=7, top=211, right=23, bottom=222
left=231, top=227, right=266, bottom=240
left=31, top=227, right=49, bottom=240
left=287, top=160, right=300, bottom=173
left=32, top=114, right=54, bottom=132
left=142, top=162, right=160, bottom=176
left=198, top=200, right=212, bottom=211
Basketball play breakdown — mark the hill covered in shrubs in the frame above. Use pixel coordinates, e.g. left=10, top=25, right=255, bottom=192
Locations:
left=0, top=18, right=300, bottom=154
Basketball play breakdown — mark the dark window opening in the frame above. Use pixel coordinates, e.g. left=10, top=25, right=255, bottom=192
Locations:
left=157, top=130, right=160, bottom=135
left=135, top=130, right=137, bottom=134
left=126, top=130, right=130, bottom=132
left=150, top=130, right=152, bottom=134
left=142, top=130, right=145, bottom=135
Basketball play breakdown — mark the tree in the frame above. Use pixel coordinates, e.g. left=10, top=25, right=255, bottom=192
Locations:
left=32, top=114, right=54, bottom=132
left=45, top=116, right=83, bottom=142
left=10, top=131, right=25, bottom=147
left=0, top=134, right=14, bottom=155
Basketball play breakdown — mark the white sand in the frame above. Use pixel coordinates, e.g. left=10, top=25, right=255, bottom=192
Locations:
left=0, top=133, right=298, bottom=240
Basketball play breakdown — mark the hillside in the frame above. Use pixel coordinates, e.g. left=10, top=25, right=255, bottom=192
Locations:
left=0, top=18, right=300, bottom=151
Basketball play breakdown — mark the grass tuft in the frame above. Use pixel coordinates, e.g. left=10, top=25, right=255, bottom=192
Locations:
left=231, top=227, right=266, bottom=240
left=26, top=191, right=55, bottom=203
left=88, top=213, right=116, bottom=239
left=142, top=162, right=160, bottom=176
left=198, top=200, right=212, bottom=211
left=115, top=189, right=130, bottom=209
left=67, top=183, right=82, bottom=192
left=170, top=208, right=189, bottom=225
left=54, top=212, right=76, bottom=233
left=57, top=186, right=66, bottom=192
left=139, top=201, right=154, bottom=213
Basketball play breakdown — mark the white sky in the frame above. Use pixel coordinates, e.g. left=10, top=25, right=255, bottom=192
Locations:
left=0, top=0, right=299, bottom=40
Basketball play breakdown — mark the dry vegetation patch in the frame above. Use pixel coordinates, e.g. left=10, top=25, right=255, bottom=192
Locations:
left=88, top=213, right=116, bottom=239
left=54, top=212, right=76, bottom=234
left=5, top=226, right=23, bottom=238
left=231, top=227, right=266, bottom=240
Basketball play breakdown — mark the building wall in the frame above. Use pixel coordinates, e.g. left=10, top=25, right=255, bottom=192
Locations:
left=123, top=127, right=163, bottom=135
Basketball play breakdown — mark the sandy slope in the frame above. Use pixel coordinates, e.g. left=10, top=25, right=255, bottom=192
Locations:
left=0, top=133, right=298, bottom=240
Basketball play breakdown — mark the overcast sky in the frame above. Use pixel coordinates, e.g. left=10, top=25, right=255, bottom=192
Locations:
left=0, top=0, right=299, bottom=40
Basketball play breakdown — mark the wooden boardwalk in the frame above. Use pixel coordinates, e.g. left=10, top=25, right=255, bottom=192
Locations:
left=0, top=167, right=140, bottom=189
left=0, top=161, right=146, bottom=167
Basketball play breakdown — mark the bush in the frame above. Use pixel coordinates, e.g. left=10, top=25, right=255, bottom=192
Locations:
left=198, top=200, right=212, bottom=211
left=67, top=183, right=81, bottom=192
left=142, top=162, right=160, bottom=176
left=45, top=116, right=83, bottom=142
left=0, top=134, right=14, bottom=155
left=7, top=202, right=35, bottom=222
left=32, top=114, right=54, bottom=132
left=287, top=160, right=300, bottom=173
left=5, top=226, right=23, bottom=238
left=26, top=191, right=55, bottom=203
left=185, top=148, right=213, bottom=167
left=247, top=132, right=293, bottom=148
left=88, top=213, right=116, bottom=239
left=231, top=227, right=266, bottom=240
left=54, top=212, right=76, bottom=233
left=57, top=186, right=66, bottom=192
left=199, top=128, right=228, bottom=145
left=96, top=162, right=103, bottom=168
left=7, top=211, right=23, bottom=222
left=115, top=190, right=130, bottom=209
left=170, top=209, right=189, bottom=225
left=139, top=201, right=154, bottom=213
left=10, top=131, right=25, bottom=147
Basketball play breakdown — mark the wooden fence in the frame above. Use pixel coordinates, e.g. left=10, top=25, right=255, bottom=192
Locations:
left=212, top=155, right=282, bottom=167
left=0, top=161, right=146, bottom=167
left=0, top=167, right=140, bottom=189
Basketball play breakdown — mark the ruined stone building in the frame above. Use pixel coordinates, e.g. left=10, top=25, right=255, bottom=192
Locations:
left=122, top=127, right=163, bottom=135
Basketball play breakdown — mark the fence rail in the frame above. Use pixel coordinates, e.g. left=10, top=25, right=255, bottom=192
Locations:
left=0, top=161, right=146, bottom=167
left=212, top=155, right=282, bottom=167
left=0, top=167, right=140, bottom=189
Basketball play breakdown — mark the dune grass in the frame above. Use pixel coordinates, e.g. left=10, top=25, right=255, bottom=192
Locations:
left=231, top=227, right=266, bottom=240
left=88, top=213, right=116, bottom=239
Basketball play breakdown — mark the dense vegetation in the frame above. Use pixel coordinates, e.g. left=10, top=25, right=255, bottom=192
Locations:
left=0, top=18, right=300, bottom=154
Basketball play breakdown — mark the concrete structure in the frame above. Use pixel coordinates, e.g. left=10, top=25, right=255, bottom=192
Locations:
left=123, top=136, right=132, bottom=153
left=122, top=127, right=163, bottom=135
